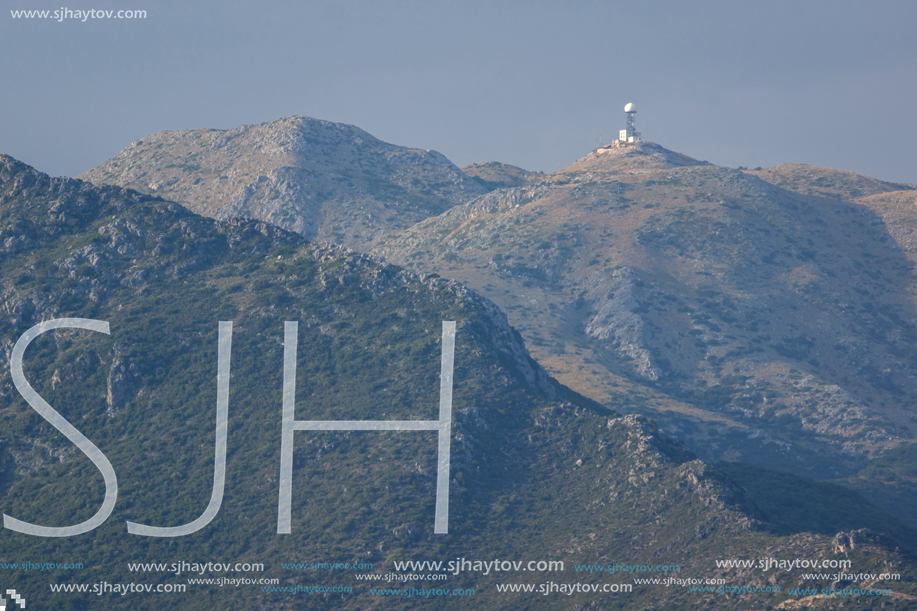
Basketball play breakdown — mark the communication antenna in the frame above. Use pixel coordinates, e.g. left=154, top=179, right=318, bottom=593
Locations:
left=618, top=103, right=640, bottom=143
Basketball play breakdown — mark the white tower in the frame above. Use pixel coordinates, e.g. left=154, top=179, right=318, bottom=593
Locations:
left=618, top=103, right=640, bottom=143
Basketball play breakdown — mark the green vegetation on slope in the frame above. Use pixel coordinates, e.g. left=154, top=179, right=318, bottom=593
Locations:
left=1, top=155, right=915, bottom=610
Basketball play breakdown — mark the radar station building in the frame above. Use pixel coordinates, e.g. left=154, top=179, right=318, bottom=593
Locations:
left=618, top=103, right=640, bottom=143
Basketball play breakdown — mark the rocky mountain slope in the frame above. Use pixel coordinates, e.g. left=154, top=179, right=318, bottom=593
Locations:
left=78, top=116, right=488, bottom=251
left=4, top=154, right=916, bottom=609
left=373, top=141, right=917, bottom=496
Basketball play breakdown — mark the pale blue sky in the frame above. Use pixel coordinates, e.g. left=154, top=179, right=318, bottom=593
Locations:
left=2, top=0, right=915, bottom=184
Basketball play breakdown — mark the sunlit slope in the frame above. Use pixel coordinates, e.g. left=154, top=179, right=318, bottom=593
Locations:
left=375, top=142, right=917, bottom=485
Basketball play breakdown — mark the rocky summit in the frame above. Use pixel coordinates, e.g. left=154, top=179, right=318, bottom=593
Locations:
left=79, top=116, right=488, bottom=251
left=557, top=140, right=711, bottom=175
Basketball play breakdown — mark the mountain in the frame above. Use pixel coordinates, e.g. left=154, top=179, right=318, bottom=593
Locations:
left=745, top=163, right=914, bottom=200
left=461, top=161, right=542, bottom=190
left=78, top=116, right=488, bottom=251
left=373, top=141, right=917, bottom=517
left=4, top=154, right=916, bottom=609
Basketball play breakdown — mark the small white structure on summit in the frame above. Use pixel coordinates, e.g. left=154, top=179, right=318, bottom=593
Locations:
left=618, top=103, right=640, bottom=143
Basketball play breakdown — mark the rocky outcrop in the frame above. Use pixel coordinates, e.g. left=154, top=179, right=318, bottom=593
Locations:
left=585, top=267, right=661, bottom=380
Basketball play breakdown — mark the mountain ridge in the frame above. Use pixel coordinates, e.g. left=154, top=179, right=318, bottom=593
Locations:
left=75, top=122, right=917, bottom=494
left=69, top=118, right=917, bottom=536
left=5, top=153, right=917, bottom=608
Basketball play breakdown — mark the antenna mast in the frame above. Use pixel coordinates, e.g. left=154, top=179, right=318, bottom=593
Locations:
left=618, top=103, right=640, bottom=144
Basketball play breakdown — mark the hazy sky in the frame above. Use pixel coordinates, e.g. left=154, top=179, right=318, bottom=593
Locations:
left=2, top=0, right=915, bottom=184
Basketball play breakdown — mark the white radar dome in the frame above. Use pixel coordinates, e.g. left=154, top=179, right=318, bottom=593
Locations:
left=624, top=103, right=636, bottom=112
